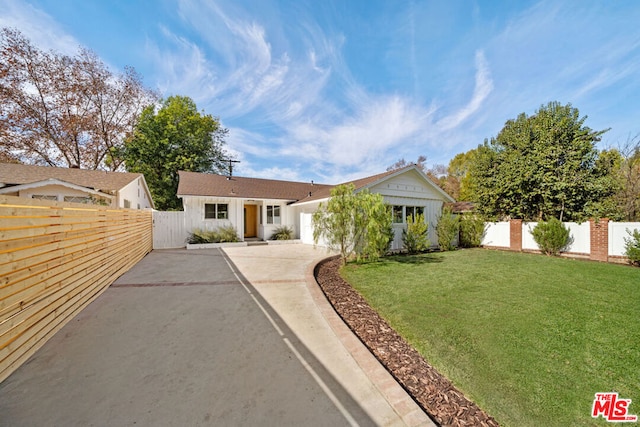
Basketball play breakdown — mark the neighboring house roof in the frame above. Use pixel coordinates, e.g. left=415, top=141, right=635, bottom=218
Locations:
left=447, top=201, right=475, bottom=213
left=177, top=164, right=455, bottom=204
left=0, top=163, right=154, bottom=208
left=0, top=163, right=144, bottom=193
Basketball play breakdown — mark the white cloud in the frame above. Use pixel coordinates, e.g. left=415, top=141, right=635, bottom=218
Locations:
left=148, top=26, right=218, bottom=101
left=0, top=0, right=79, bottom=54
left=437, top=50, right=493, bottom=131
left=282, top=95, right=431, bottom=172
left=237, top=164, right=304, bottom=182
left=225, top=127, right=273, bottom=159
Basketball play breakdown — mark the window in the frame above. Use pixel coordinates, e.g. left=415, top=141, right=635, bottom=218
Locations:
left=392, top=205, right=403, bottom=223
left=32, top=195, right=57, bottom=201
left=267, top=205, right=281, bottom=224
left=217, top=204, right=228, bottom=219
left=204, top=203, right=229, bottom=219
left=64, top=196, right=91, bottom=204
left=406, top=206, right=424, bottom=222
left=124, top=199, right=131, bottom=209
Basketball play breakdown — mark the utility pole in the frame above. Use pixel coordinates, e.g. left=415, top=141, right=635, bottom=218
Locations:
left=225, top=158, right=240, bottom=178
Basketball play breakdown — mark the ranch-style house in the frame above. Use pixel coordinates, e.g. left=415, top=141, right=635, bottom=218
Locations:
left=177, top=164, right=454, bottom=250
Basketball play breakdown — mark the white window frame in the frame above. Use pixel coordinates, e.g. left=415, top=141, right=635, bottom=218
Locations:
left=204, top=203, right=229, bottom=220
left=32, top=195, right=58, bottom=201
left=266, top=205, right=281, bottom=224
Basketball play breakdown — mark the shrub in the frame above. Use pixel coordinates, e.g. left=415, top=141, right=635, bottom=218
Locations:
left=624, top=228, right=640, bottom=266
left=270, top=225, right=294, bottom=240
left=186, top=228, right=216, bottom=244
left=436, top=207, right=459, bottom=251
left=216, top=224, right=240, bottom=242
left=531, top=218, right=572, bottom=256
left=186, top=225, right=239, bottom=244
left=403, top=213, right=429, bottom=254
left=359, top=220, right=395, bottom=261
left=459, top=213, right=485, bottom=248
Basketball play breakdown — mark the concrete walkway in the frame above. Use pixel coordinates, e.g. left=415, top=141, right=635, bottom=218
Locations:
left=0, top=244, right=434, bottom=427
left=222, top=243, right=434, bottom=427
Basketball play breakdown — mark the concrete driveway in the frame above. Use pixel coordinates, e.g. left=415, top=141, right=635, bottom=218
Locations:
left=0, top=244, right=432, bottom=427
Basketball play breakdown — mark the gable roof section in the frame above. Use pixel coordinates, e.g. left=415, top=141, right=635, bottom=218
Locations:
left=178, top=164, right=455, bottom=204
left=177, top=171, right=333, bottom=202
left=366, top=165, right=456, bottom=202
left=0, top=163, right=143, bottom=193
left=293, top=165, right=455, bottom=204
left=0, top=178, right=114, bottom=198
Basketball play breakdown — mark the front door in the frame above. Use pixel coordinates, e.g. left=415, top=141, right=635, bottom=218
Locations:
left=244, top=205, right=257, bottom=238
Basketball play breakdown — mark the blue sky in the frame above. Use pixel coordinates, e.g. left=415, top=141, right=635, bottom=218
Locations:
left=2, top=0, right=639, bottom=184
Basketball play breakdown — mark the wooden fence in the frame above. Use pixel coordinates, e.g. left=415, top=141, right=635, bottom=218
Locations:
left=0, top=195, right=152, bottom=383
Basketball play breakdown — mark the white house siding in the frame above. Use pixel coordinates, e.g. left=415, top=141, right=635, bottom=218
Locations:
left=182, top=196, right=303, bottom=241
left=293, top=201, right=324, bottom=245
left=368, top=169, right=446, bottom=200
left=375, top=194, right=443, bottom=250
left=118, top=177, right=153, bottom=209
left=182, top=196, right=242, bottom=238
left=259, top=199, right=297, bottom=240
left=17, top=184, right=112, bottom=206
left=368, top=170, right=446, bottom=249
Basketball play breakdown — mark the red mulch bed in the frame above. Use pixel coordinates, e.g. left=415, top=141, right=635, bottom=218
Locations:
left=314, top=256, right=499, bottom=427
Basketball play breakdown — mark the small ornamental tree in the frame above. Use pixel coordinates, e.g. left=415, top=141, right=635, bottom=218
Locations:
left=312, top=184, right=392, bottom=264
left=403, top=213, right=429, bottom=254
left=623, top=228, right=640, bottom=266
left=436, top=206, right=459, bottom=251
left=531, top=218, right=572, bottom=256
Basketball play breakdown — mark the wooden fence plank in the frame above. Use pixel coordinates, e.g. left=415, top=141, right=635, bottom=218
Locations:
left=0, top=195, right=152, bottom=383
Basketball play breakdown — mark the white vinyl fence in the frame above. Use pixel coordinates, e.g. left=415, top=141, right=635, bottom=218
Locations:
left=520, top=222, right=591, bottom=254
left=609, top=222, right=640, bottom=257
left=483, top=222, right=511, bottom=248
left=481, top=220, right=640, bottom=259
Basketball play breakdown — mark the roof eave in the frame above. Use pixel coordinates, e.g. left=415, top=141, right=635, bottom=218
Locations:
left=0, top=178, right=114, bottom=198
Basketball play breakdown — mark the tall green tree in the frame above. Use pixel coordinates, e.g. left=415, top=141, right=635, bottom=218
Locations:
left=610, top=136, right=640, bottom=221
left=468, top=102, right=615, bottom=221
left=448, top=149, right=481, bottom=201
left=312, top=184, right=392, bottom=264
left=124, top=96, right=228, bottom=210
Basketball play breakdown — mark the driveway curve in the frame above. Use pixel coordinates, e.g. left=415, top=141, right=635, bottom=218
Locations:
left=0, top=249, right=368, bottom=426
left=0, top=244, right=433, bottom=427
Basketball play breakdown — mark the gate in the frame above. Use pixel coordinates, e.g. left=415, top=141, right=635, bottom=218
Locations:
left=153, top=211, right=186, bottom=249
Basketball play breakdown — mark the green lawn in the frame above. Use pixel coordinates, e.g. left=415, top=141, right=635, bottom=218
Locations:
left=340, top=249, right=640, bottom=427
